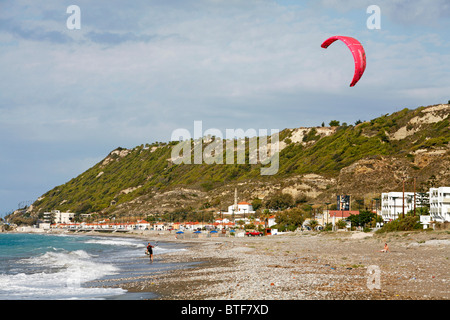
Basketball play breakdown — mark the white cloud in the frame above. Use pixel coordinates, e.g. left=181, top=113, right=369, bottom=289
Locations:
left=0, top=0, right=449, bottom=213
left=318, top=0, right=450, bottom=27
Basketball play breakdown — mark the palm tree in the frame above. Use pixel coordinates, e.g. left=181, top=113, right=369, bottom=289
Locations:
left=260, top=209, right=271, bottom=235
left=308, top=219, right=319, bottom=231
left=336, top=219, right=347, bottom=230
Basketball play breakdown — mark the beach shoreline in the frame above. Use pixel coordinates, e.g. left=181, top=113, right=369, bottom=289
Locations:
left=6, top=228, right=448, bottom=300
left=69, top=229, right=450, bottom=300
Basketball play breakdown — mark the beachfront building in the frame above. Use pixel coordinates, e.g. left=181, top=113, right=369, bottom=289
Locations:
left=183, top=221, right=204, bottom=231
left=43, top=210, right=75, bottom=224
left=154, top=222, right=166, bottom=231
left=135, top=220, right=150, bottom=230
left=430, top=187, right=450, bottom=223
left=213, top=221, right=236, bottom=230
left=267, top=215, right=276, bottom=228
left=328, top=210, right=360, bottom=226
left=381, top=192, right=421, bottom=222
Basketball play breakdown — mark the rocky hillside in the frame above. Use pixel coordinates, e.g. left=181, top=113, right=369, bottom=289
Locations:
left=29, top=103, right=449, bottom=218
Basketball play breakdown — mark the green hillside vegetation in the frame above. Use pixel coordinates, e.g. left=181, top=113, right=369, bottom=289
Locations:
left=31, top=104, right=449, bottom=217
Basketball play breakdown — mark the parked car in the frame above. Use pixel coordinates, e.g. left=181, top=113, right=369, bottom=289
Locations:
left=245, top=230, right=263, bottom=237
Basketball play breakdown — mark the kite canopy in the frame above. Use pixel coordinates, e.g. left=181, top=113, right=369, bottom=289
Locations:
left=321, top=36, right=366, bottom=87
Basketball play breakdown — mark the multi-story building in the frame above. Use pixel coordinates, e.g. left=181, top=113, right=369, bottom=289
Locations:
left=429, top=187, right=450, bottom=223
left=43, top=210, right=74, bottom=224
left=381, top=192, right=422, bottom=222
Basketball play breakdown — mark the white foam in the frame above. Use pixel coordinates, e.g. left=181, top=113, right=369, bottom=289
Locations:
left=0, top=250, right=125, bottom=300
left=84, top=238, right=145, bottom=248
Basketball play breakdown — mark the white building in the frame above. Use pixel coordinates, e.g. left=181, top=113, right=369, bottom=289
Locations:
left=430, top=187, right=450, bottom=223
left=267, top=215, right=276, bottom=228
left=223, top=188, right=255, bottom=216
left=381, top=192, right=422, bottom=221
left=226, top=201, right=255, bottom=215
left=134, top=220, right=150, bottom=230
left=43, top=210, right=75, bottom=224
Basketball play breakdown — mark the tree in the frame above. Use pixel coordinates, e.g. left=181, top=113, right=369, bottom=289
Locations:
left=303, top=128, right=320, bottom=142
left=308, top=219, right=319, bottom=231
left=295, top=194, right=308, bottom=205
left=377, top=130, right=390, bottom=143
left=244, top=223, right=256, bottom=230
left=348, top=210, right=376, bottom=228
left=251, top=198, right=263, bottom=211
left=324, top=222, right=333, bottom=231
left=407, top=206, right=429, bottom=216
left=329, top=120, right=340, bottom=127
left=336, top=219, right=347, bottom=229
left=274, top=207, right=306, bottom=231
left=236, top=220, right=245, bottom=228
left=265, top=192, right=294, bottom=211
left=376, top=216, right=421, bottom=233
left=260, top=209, right=272, bottom=234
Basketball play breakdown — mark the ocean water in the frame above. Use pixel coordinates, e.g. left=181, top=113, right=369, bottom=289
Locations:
left=0, top=233, right=186, bottom=300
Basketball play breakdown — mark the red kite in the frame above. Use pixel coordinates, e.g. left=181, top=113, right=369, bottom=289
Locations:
left=321, top=36, right=366, bottom=87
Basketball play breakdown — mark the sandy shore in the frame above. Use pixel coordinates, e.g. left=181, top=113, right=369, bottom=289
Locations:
left=88, top=229, right=449, bottom=300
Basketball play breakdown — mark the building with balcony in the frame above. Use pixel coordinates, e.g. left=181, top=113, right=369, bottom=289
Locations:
left=381, top=192, right=424, bottom=222
left=43, top=210, right=74, bottom=224
left=429, top=187, right=450, bottom=223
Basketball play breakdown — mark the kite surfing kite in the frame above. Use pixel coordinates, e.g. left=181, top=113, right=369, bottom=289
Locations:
left=321, top=36, right=366, bottom=87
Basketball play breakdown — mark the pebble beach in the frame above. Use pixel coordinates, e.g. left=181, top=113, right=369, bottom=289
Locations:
left=95, top=230, right=449, bottom=300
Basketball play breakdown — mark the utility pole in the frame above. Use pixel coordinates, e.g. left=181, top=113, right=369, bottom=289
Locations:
left=232, top=208, right=235, bottom=228
left=325, top=202, right=331, bottom=226
left=401, top=174, right=411, bottom=219
left=402, top=178, right=405, bottom=219
left=234, top=188, right=238, bottom=227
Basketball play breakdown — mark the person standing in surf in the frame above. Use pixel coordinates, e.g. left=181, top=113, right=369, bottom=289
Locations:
left=146, top=242, right=154, bottom=263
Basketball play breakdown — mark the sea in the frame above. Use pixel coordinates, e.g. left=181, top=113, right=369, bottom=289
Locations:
left=0, top=233, right=188, bottom=300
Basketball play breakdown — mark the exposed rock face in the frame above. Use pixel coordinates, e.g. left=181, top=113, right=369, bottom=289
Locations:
left=390, top=104, right=449, bottom=141
left=101, top=148, right=131, bottom=167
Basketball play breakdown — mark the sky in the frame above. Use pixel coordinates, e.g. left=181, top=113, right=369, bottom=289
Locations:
left=1, top=0, right=449, bottom=216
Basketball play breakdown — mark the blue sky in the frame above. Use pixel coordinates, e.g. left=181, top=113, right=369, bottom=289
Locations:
left=1, top=0, right=449, bottom=216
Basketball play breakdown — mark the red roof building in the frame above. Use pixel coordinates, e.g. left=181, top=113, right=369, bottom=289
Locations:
left=329, top=210, right=360, bottom=218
